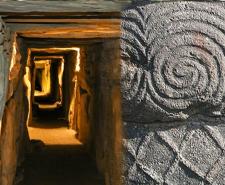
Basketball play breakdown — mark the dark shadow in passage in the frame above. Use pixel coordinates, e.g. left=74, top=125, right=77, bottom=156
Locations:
left=23, top=144, right=104, bottom=185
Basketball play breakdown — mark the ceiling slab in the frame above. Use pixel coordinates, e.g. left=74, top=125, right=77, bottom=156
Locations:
left=0, top=1, right=132, bottom=16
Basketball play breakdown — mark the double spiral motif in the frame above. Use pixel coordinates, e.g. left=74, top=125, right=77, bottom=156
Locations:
left=121, top=2, right=225, bottom=119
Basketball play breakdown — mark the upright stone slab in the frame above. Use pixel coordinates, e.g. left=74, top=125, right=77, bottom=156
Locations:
left=121, top=1, right=225, bottom=184
left=0, top=17, right=13, bottom=185
left=0, top=17, right=11, bottom=121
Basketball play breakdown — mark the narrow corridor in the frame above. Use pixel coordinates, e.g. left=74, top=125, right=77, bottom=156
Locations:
left=23, top=116, right=104, bottom=185
left=0, top=13, right=121, bottom=185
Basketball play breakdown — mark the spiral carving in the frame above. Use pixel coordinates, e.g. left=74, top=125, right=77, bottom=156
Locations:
left=121, top=2, right=225, bottom=121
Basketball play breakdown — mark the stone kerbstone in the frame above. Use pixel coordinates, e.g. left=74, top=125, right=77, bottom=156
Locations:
left=165, top=162, right=203, bottom=185
left=121, top=1, right=225, bottom=123
left=123, top=121, right=225, bottom=184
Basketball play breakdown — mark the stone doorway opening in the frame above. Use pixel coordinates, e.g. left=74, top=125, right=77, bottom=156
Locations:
left=0, top=15, right=122, bottom=185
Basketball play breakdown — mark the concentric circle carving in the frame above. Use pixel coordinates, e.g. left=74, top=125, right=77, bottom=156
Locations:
left=121, top=2, right=225, bottom=121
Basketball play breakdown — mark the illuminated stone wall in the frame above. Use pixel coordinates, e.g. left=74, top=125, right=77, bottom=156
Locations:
left=0, top=35, right=29, bottom=185
left=0, top=2, right=122, bottom=185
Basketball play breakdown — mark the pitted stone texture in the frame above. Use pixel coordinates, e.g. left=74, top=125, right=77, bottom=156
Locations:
left=181, top=129, right=222, bottom=176
left=158, top=126, right=187, bottom=150
left=137, top=133, right=175, bottom=182
left=166, top=162, right=203, bottom=185
left=121, top=1, right=225, bottom=122
left=123, top=122, right=225, bottom=184
left=0, top=17, right=11, bottom=121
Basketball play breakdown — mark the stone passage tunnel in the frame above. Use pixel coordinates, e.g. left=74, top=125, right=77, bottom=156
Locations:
left=0, top=2, right=123, bottom=185
left=23, top=46, right=104, bottom=185
left=4, top=1, right=225, bottom=185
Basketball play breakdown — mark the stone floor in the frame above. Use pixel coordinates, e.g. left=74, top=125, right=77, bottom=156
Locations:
left=28, top=118, right=80, bottom=145
left=23, top=117, right=104, bottom=185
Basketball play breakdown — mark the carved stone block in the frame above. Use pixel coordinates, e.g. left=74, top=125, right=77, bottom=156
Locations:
left=121, top=2, right=225, bottom=122
left=123, top=121, right=225, bottom=184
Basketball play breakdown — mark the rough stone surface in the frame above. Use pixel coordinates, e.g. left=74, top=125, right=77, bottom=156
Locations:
left=0, top=1, right=131, bottom=14
left=121, top=1, right=225, bottom=122
left=121, top=1, right=225, bottom=185
left=0, top=17, right=11, bottom=121
left=0, top=36, right=28, bottom=185
left=92, top=40, right=122, bottom=185
left=0, top=17, right=13, bottom=184
left=123, top=121, right=225, bottom=184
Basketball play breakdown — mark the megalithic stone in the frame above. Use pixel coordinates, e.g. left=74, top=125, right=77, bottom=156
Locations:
left=0, top=16, right=12, bottom=185
left=0, top=17, right=11, bottom=122
left=121, top=1, right=225, bottom=184
left=121, top=1, right=225, bottom=122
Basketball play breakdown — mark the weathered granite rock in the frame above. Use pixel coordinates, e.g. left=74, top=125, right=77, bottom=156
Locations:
left=121, top=1, right=225, bottom=184
left=123, top=120, right=225, bottom=184
left=121, top=1, right=225, bottom=123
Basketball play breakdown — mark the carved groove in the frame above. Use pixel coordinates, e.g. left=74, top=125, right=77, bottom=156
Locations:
left=121, top=2, right=225, bottom=121
left=123, top=122, right=225, bottom=184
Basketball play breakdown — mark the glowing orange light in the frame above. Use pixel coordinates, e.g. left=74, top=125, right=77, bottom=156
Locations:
left=9, top=41, right=17, bottom=71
